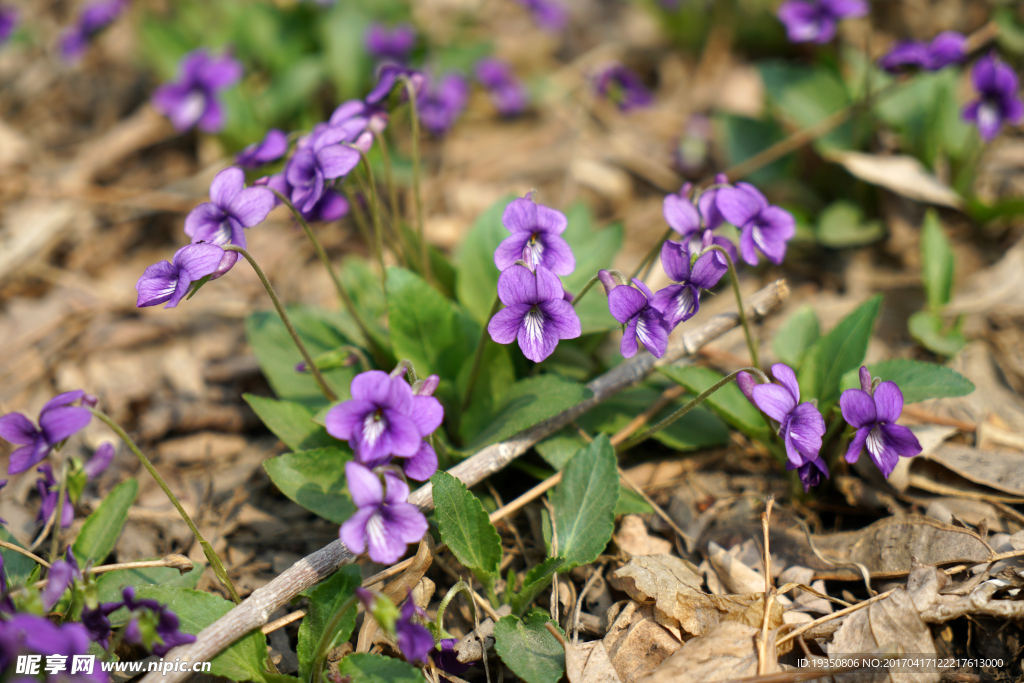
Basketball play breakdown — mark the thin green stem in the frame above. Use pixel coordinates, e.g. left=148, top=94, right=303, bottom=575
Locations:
left=402, top=77, right=430, bottom=285
left=341, top=185, right=377, bottom=254
left=49, top=462, right=68, bottom=563
left=349, top=148, right=388, bottom=283
left=377, top=135, right=403, bottom=232
left=461, top=296, right=502, bottom=413
left=435, top=580, right=475, bottom=643
left=705, top=245, right=759, bottom=369
left=89, top=408, right=242, bottom=604
left=312, top=594, right=359, bottom=683
left=630, top=227, right=674, bottom=280
left=617, top=368, right=761, bottom=451
left=223, top=245, right=337, bottom=403
left=570, top=273, right=600, bottom=308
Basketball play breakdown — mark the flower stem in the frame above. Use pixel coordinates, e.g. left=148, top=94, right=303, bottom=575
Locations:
left=461, top=296, right=502, bottom=414
left=377, top=135, right=403, bottom=232
left=402, top=77, right=430, bottom=285
left=311, top=594, right=359, bottom=683
left=570, top=273, right=600, bottom=308
left=349, top=147, right=388, bottom=284
left=88, top=408, right=242, bottom=604
left=434, top=580, right=475, bottom=644
left=616, top=367, right=762, bottom=451
left=630, top=227, right=674, bottom=280
left=705, top=245, right=759, bottom=369
left=223, top=245, right=337, bottom=403
left=49, top=462, right=69, bottom=563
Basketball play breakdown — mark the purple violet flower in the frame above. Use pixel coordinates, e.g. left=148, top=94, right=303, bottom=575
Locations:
left=650, top=240, right=727, bottom=329
left=59, top=0, right=127, bottom=63
left=963, top=52, right=1024, bottom=142
left=417, top=73, right=469, bottom=136
left=607, top=279, right=671, bottom=359
left=151, top=49, right=243, bottom=133
left=716, top=182, right=795, bottom=266
left=325, top=370, right=442, bottom=467
left=120, top=586, right=197, bottom=657
left=366, top=64, right=425, bottom=106
left=839, top=367, right=922, bottom=478
left=259, top=173, right=350, bottom=224
left=36, top=464, right=74, bottom=529
left=777, top=0, right=867, bottom=44
left=235, top=129, right=289, bottom=168
left=879, top=31, right=967, bottom=73
left=83, top=442, right=115, bottom=480
left=476, top=58, right=529, bottom=116
left=183, top=167, right=275, bottom=276
left=0, top=390, right=92, bottom=475
left=396, top=593, right=434, bottom=665
left=748, top=363, right=828, bottom=491
left=340, top=462, right=428, bottom=564
left=662, top=179, right=739, bottom=265
left=81, top=600, right=122, bottom=650
left=135, top=243, right=225, bottom=307
left=41, top=557, right=75, bottom=611
left=513, top=0, right=568, bottom=32
left=365, top=23, right=416, bottom=64
left=0, top=7, right=17, bottom=46
left=494, top=195, right=575, bottom=275
left=285, top=125, right=362, bottom=214
left=435, top=638, right=472, bottom=675
left=0, top=615, right=105, bottom=682
left=487, top=264, right=582, bottom=363
left=593, top=63, right=652, bottom=111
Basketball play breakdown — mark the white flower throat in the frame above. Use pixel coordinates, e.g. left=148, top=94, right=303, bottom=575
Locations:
left=523, top=306, right=544, bottom=343
left=363, top=410, right=387, bottom=445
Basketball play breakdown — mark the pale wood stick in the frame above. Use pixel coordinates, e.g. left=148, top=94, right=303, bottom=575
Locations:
left=141, top=280, right=789, bottom=683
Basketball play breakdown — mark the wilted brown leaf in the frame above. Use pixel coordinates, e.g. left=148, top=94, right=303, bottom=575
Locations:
left=602, top=602, right=683, bottom=683
left=565, top=639, right=623, bottom=683
left=923, top=444, right=1024, bottom=498
left=615, top=515, right=674, bottom=556
left=823, top=150, right=963, bottom=208
left=633, top=621, right=780, bottom=683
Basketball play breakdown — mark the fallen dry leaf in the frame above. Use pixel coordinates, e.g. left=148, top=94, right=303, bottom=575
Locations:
left=633, top=620, right=780, bottom=683
left=823, top=150, right=963, bottom=208
left=707, top=541, right=766, bottom=594
left=603, top=602, right=683, bottom=683
left=615, top=515, right=674, bottom=556
left=923, top=444, right=1024, bottom=498
left=565, top=639, right=623, bottom=683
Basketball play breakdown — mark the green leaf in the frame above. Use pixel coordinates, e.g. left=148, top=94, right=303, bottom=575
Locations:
left=658, top=366, right=771, bottom=440
left=772, top=305, right=821, bottom=370
left=245, top=308, right=360, bottom=408
left=535, top=427, right=587, bottom=470
left=456, top=195, right=516, bottom=324
left=96, top=563, right=204, bottom=626
left=431, top=471, right=502, bottom=586
left=244, top=395, right=337, bottom=452
left=799, top=295, right=883, bottom=409
left=760, top=61, right=854, bottom=150
left=816, top=200, right=885, bottom=248
left=297, top=565, right=362, bottom=682
left=561, top=203, right=624, bottom=294
left=908, top=311, right=967, bottom=357
left=614, top=485, right=654, bottom=516
left=132, top=586, right=270, bottom=682
left=493, top=611, right=566, bottom=683
left=457, top=341, right=516, bottom=444
left=715, top=114, right=791, bottom=185
left=839, top=359, right=974, bottom=404
left=387, top=267, right=473, bottom=387
left=0, top=527, right=37, bottom=587
left=468, top=375, right=593, bottom=450
left=337, top=653, right=422, bottom=683
left=921, top=210, right=955, bottom=311
left=72, top=479, right=138, bottom=565
left=510, top=557, right=565, bottom=617
left=263, top=448, right=354, bottom=524
left=550, top=435, right=617, bottom=572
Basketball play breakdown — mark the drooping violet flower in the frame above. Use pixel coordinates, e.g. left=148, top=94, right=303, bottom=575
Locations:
left=285, top=125, right=362, bottom=213
left=396, top=593, right=434, bottom=665
left=840, top=367, right=922, bottom=478
left=59, top=0, right=127, bottom=63
left=494, top=195, right=575, bottom=275
left=151, top=49, right=243, bottom=133
left=0, top=7, right=17, bottom=46
left=41, top=558, right=75, bottom=611
left=83, top=442, right=115, bottom=480
left=776, top=0, right=867, bottom=44
left=747, top=363, right=828, bottom=491
left=82, top=600, right=122, bottom=649
left=963, top=53, right=1024, bottom=142
left=662, top=178, right=739, bottom=265
left=235, top=129, right=289, bottom=168
left=650, top=240, right=727, bottom=329
left=366, top=64, right=425, bottom=106
left=435, top=638, right=472, bottom=675
left=121, top=586, right=197, bottom=657
left=593, top=63, right=652, bottom=111
left=488, top=264, right=581, bottom=363
left=513, top=0, right=568, bottom=32
left=135, top=243, right=225, bottom=308
left=340, top=462, right=428, bottom=564
left=0, top=391, right=92, bottom=475
left=324, top=371, right=438, bottom=467
left=476, top=58, right=529, bottom=116
left=878, top=31, right=967, bottom=73
left=716, top=182, right=795, bottom=266
left=258, top=173, right=350, bottom=223
left=417, top=73, right=469, bottom=136
left=330, top=98, right=387, bottom=138
left=36, top=465, right=74, bottom=529
left=607, top=280, right=671, bottom=358
left=365, top=23, right=416, bottom=64
left=183, top=167, right=275, bottom=276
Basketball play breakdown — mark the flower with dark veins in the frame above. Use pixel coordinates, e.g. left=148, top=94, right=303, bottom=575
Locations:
left=0, top=391, right=92, bottom=475
left=135, top=243, right=225, bottom=307
left=488, top=264, right=581, bottom=363
left=963, top=52, right=1024, bottom=142
left=662, top=178, right=738, bottom=265
left=607, top=279, right=671, bottom=358
left=285, top=125, right=362, bottom=213
left=776, top=0, right=867, bottom=44
left=325, top=371, right=425, bottom=466
left=840, top=367, right=922, bottom=478
left=151, top=49, right=242, bottom=133
left=716, top=182, right=795, bottom=266
left=340, top=462, right=428, bottom=564
left=494, top=195, right=575, bottom=275
left=651, top=240, right=727, bottom=329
